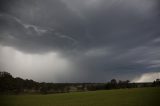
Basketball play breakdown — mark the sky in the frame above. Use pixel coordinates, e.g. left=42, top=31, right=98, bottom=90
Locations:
left=0, top=0, right=160, bottom=82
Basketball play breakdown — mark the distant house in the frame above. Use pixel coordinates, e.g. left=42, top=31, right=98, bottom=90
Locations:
left=69, top=86, right=78, bottom=92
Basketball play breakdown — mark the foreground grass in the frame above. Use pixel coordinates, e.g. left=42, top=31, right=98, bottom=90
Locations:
left=0, top=87, right=160, bottom=106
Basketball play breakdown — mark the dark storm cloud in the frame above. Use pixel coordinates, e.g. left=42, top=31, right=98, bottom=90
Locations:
left=0, top=0, right=160, bottom=82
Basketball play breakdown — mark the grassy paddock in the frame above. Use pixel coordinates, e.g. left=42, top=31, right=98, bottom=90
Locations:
left=0, top=87, right=159, bottom=106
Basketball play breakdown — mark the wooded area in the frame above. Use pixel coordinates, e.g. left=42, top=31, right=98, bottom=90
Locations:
left=0, top=71, right=160, bottom=94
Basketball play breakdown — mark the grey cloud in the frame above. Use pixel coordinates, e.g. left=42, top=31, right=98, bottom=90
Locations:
left=0, top=0, right=160, bottom=82
left=0, top=14, right=79, bottom=53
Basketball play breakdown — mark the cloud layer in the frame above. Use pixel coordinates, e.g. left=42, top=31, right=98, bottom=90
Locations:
left=0, top=0, right=160, bottom=82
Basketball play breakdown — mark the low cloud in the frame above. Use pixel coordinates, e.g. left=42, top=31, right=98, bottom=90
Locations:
left=132, top=72, right=160, bottom=82
left=0, top=45, right=74, bottom=82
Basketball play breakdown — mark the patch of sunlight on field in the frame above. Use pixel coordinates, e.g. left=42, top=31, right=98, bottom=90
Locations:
left=0, top=87, right=160, bottom=106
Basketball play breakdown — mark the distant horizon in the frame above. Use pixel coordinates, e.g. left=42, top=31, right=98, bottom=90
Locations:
left=0, top=71, right=158, bottom=83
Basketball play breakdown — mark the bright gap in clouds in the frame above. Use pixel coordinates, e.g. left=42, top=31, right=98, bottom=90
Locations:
left=0, top=45, right=73, bottom=82
left=132, top=72, right=160, bottom=82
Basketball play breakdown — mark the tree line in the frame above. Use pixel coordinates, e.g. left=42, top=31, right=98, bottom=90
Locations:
left=0, top=71, right=160, bottom=94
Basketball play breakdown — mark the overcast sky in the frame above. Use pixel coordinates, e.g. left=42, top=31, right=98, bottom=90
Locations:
left=0, top=0, right=160, bottom=82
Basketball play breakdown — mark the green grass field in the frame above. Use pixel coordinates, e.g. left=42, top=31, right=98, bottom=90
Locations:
left=0, top=87, right=159, bottom=106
